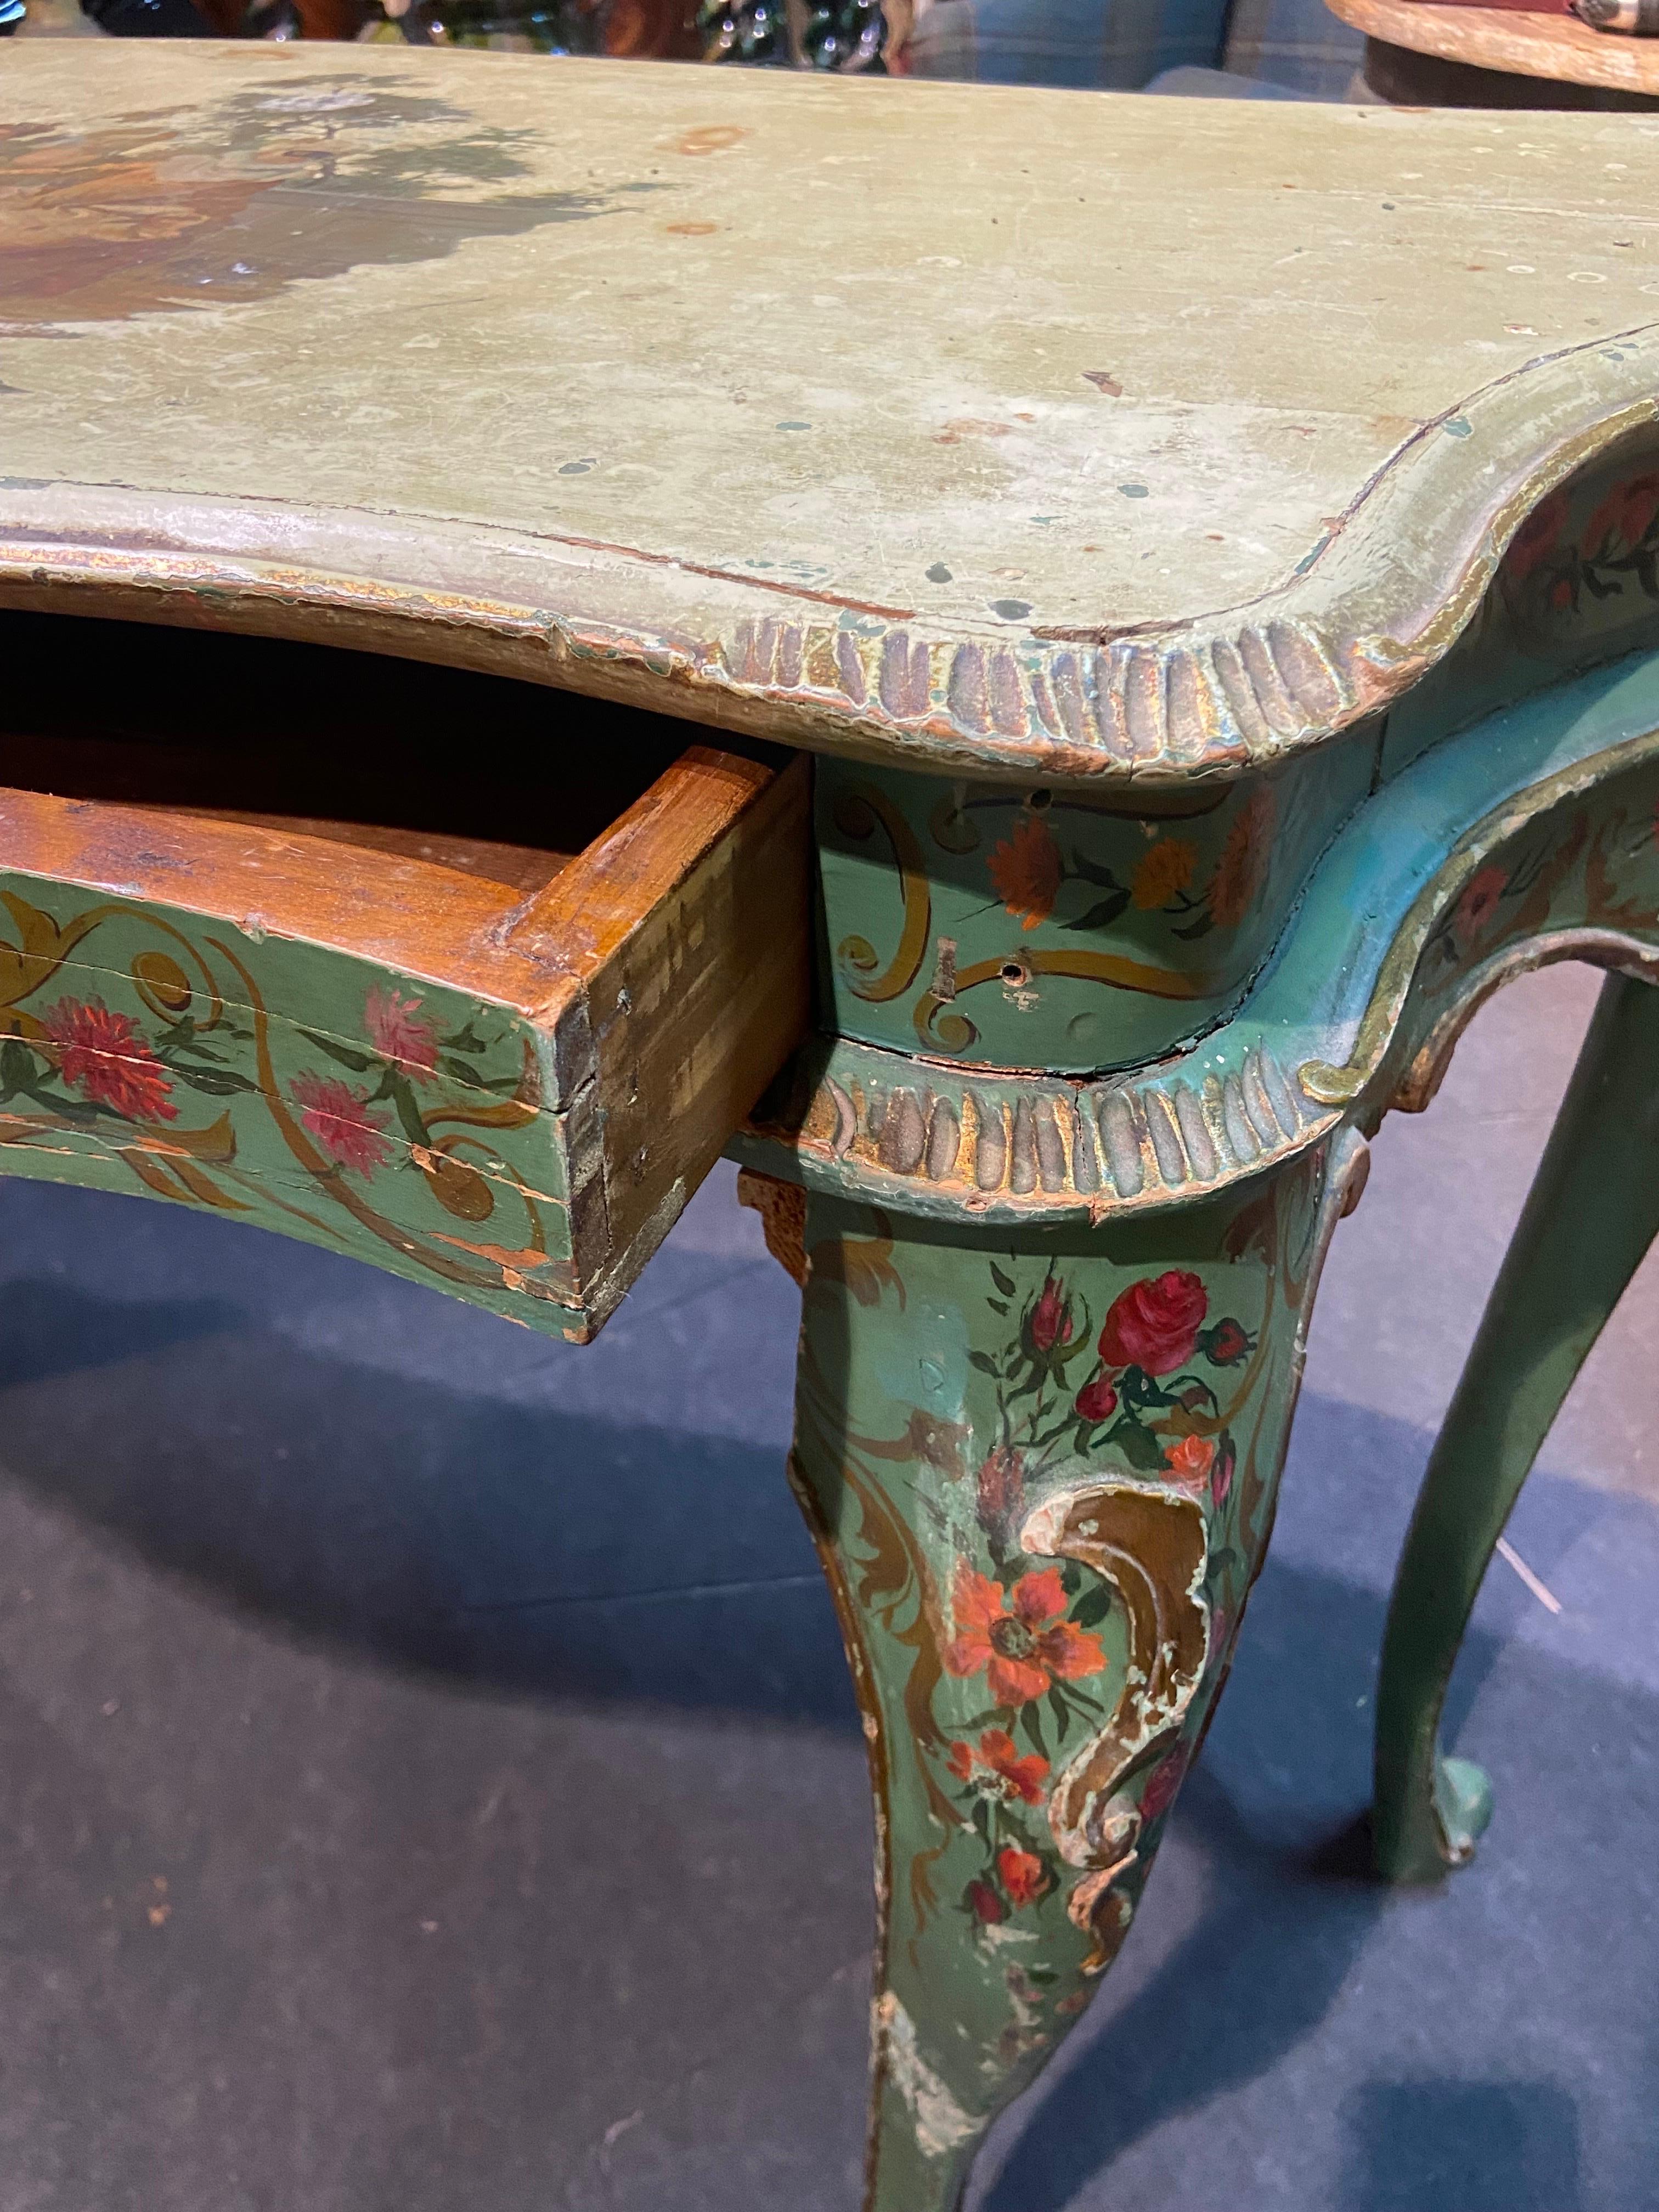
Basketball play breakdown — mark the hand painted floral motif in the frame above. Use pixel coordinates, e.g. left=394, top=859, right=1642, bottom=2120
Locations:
left=786, top=1161, right=1336, bottom=2197
left=984, top=794, right=1277, bottom=943
left=1424, top=831, right=1572, bottom=981
left=1587, top=472, right=1659, bottom=565
left=1505, top=469, right=1659, bottom=619
left=1451, top=864, right=1509, bottom=953
left=289, top=1071, right=395, bottom=1177
left=0, top=892, right=552, bottom=1318
left=1208, top=1432, right=1238, bottom=1507
left=943, top=1563, right=1107, bottom=1709
left=820, top=753, right=1373, bottom=1079
left=1098, top=1268, right=1207, bottom=1374
left=996, top=1846, right=1048, bottom=1908
left=1130, top=837, right=1198, bottom=911
left=1073, top=1372, right=1118, bottom=1425
left=946, top=1727, right=1050, bottom=1807
left=1388, top=769, right=1659, bottom=1092
left=1207, top=787, right=1276, bottom=930
left=1163, top=1432, right=1215, bottom=1488
left=364, top=985, right=440, bottom=1082
left=988, top=815, right=1063, bottom=932
left=1137, top=1743, right=1189, bottom=1824
left=1204, top=1317, right=1250, bottom=1366
left=1506, top=486, right=1568, bottom=584
left=974, top=1444, right=1027, bottom=1535
left=39, top=997, right=177, bottom=1124
left=966, top=1877, right=1008, bottom=1925
left=1029, top=1274, right=1071, bottom=1351
left=944, top=1644, right=1076, bottom=1927
left=1070, top=1266, right=1252, bottom=1480
left=917, top=1250, right=1267, bottom=1957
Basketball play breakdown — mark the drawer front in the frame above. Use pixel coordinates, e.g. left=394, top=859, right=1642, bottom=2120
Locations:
left=0, top=624, right=812, bottom=1339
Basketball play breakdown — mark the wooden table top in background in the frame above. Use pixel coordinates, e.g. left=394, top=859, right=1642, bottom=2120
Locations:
left=4, top=43, right=1659, bottom=781
left=1327, top=0, right=1659, bottom=96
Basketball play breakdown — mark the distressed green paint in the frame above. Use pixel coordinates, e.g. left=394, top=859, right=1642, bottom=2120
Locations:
left=814, top=738, right=1378, bottom=1076
left=751, top=643, right=1659, bottom=2203
left=0, top=600, right=1655, bottom=2212
left=741, top=650, right=1659, bottom=1228
left=0, top=876, right=585, bottom=1333
left=791, top=1141, right=1355, bottom=2210
left=1373, top=972, right=1659, bottom=1882
left=1381, top=430, right=1659, bottom=783
left=10, top=53, right=1659, bottom=2212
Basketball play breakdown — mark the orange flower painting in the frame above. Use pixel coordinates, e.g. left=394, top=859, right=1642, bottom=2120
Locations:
left=1207, top=787, right=1276, bottom=930
left=1163, top=1433, right=1215, bottom=1487
left=988, top=815, right=1063, bottom=932
left=944, top=1564, right=1107, bottom=1709
left=996, top=1846, right=1048, bottom=1908
left=1131, top=837, right=1197, bottom=912
left=946, top=1728, right=1051, bottom=1807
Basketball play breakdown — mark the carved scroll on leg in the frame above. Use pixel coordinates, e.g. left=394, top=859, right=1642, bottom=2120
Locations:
left=787, top=1138, right=1358, bottom=2212
left=1022, top=1481, right=1210, bottom=1974
left=736, top=1164, right=809, bottom=1287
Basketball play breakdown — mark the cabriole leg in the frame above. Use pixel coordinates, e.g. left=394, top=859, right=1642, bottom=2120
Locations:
left=784, top=1135, right=1362, bottom=2212
left=1373, top=970, right=1659, bottom=1882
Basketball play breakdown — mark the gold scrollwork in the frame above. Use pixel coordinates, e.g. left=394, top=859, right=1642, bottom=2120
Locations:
left=832, top=786, right=934, bottom=1005
left=1020, top=1480, right=1210, bottom=1974
left=912, top=948, right=1224, bottom=1054
left=208, top=935, right=552, bottom=1299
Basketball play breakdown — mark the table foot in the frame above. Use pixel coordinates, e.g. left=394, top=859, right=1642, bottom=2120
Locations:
left=1373, top=970, right=1659, bottom=1882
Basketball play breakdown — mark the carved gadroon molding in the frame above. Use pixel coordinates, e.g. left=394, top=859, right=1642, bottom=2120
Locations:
left=4, top=336, right=1659, bottom=789
left=743, top=1035, right=1327, bottom=1222
left=740, top=665, right=1659, bottom=1221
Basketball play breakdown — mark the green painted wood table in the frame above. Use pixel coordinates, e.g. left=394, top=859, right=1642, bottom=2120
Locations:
left=5, top=43, right=1659, bottom=2207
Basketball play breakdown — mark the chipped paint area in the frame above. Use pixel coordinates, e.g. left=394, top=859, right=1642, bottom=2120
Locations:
left=874, top=1994, right=979, bottom=2160
left=795, top=1158, right=1339, bottom=2206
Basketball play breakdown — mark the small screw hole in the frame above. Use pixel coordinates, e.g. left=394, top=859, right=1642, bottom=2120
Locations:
left=1028, top=787, right=1052, bottom=810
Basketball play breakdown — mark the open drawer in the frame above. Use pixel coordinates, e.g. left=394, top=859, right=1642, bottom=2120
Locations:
left=0, top=613, right=812, bottom=1340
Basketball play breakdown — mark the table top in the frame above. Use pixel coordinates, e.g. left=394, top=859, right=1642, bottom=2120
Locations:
left=1327, top=0, right=1659, bottom=93
left=4, top=44, right=1659, bottom=785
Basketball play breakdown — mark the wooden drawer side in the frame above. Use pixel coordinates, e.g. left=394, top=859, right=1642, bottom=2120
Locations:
left=0, top=741, right=812, bottom=1340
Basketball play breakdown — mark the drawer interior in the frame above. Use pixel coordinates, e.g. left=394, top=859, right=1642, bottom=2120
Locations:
left=0, top=609, right=813, bottom=1338
left=0, top=609, right=736, bottom=893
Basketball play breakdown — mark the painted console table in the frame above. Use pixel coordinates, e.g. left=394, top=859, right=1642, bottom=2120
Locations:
left=4, top=46, right=1659, bottom=2207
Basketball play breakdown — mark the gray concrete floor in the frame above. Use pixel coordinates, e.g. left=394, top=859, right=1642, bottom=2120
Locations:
left=0, top=960, right=1654, bottom=2211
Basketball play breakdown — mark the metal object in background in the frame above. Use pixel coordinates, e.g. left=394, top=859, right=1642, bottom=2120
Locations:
left=77, top=0, right=212, bottom=29
left=1572, top=0, right=1659, bottom=33
left=70, top=0, right=907, bottom=63
left=699, top=0, right=890, bottom=67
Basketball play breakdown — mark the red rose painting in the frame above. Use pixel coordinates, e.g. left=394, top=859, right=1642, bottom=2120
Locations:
left=1098, top=1271, right=1208, bottom=1376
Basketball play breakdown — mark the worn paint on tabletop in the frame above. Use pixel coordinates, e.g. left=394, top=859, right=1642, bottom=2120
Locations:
left=7, top=47, right=1659, bottom=781
left=8, top=45, right=1659, bottom=2212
